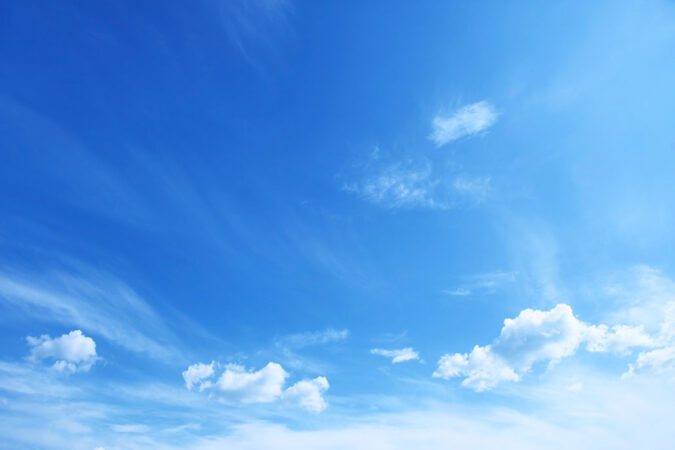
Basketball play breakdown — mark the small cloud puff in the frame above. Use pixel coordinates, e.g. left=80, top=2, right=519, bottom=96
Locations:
left=26, top=330, right=98, bottom=373
left=182, top=361, right=330, bottom=412
left=371, top=347, right=420, bottom=363
left=282, top=376, right=329, bottom=413
left=182, top=361, right=215, bottom=391
left=430, top=101, right=498, bottom=147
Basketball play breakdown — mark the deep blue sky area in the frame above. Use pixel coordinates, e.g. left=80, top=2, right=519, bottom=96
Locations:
left=2, top=1, right=675, bottom=449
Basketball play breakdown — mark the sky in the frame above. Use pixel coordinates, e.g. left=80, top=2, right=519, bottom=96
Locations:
left=1, top=0, right=675, bottom=448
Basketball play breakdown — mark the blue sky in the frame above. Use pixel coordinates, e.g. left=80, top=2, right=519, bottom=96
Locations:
left=2, top=0, right=675, bottom=448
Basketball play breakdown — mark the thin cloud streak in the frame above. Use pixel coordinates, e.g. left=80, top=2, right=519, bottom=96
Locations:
left=430, top=101, right=498, bottom=147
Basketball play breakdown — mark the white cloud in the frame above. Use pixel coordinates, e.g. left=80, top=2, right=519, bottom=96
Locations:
left=215, top=362, right=288, bottom=403
left=183, top=361, right=331, bottom=412
left=282, top=376, right=329, bottom=413
left=585, top=324, right=655, bottom=354
left=182, top=362, right=215, bottom=391
left=596, top=266, right=675, bottom=376
left=435, top=304, right=656, bottom=391
left=435, top=345, right=519, bottom=392
left=370, top=347, right=419, bottom=363
left=26, top=330, right=98, bottom=373
left=625, top=346, right=675, bottom=377
left=430, top=101, right=498, bottom=147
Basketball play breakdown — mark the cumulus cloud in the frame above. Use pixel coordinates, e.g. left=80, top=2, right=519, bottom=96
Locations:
left=430, top=101, right=498, bottom=147
left=282, top=376, right=329, bottom=412
left=216, top=362, right=289, bottom=403
left=26, top=330, right=98, bottom=373
left=625, top=346, right=675, bottom=377
left=370, top=347, right=419, bottom=363
left=182, top=362, right=215, bottom=391
left=435, top=345, right=519, bottom=392
left=183, top=361, right=330, bottom=412
left=434, top=304, right=656, bottom=391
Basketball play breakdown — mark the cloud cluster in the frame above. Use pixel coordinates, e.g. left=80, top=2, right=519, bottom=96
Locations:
left=370, top=347, right=419, bottom=363
left=345, top=101, right=497, bottom=210
left=183, top=361, right=329, bottom=412
left=434, top=304, right=655, bottom=391
left=27, top=330, right=98, bottom=373
left=615, top=267, right=675, bottom=377
left=345, top=160, right=442, bottom=209
left=429, top=101, right=498, bottom=147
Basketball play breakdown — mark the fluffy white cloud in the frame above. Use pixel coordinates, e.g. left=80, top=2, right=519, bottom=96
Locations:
left=215, top=362, right=288, bottom=403
left=370, top=347, right=419, bottom=363
left=435, top=345, right=519, bottom=392
left=26, top=330, right=98, bottom=372
left=429, top=101, right=498, bottom=147
left=182, top=362, right=215, bottom=391
left=435, top=304, right=656, bottom=391
left=282, top=376, right=329, bottom=413
left=184, top=361, right=330, bottom=411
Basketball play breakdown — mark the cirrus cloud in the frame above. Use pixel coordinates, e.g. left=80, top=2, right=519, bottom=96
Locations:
left=370, top=347, right=419, bottom=364
left=429, top=101, right=498, bottom=147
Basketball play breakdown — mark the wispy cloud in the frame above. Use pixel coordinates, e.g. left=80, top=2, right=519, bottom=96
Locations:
left=281, top=328, right=349, bottom=348
left=0, top=266, right=180, bottom=362
left=344, top=160, right=443, bottom=209
left=429, top=101, right=498, bottom=147
left=111, top=424, right=151, bottom=434
left=444, top=271, right=517, bottom=296
left=218, top=0, right=293, bottom=67
left=452, top=175, right=492, bottom=203
left=370, top=347, right=419, bottom=364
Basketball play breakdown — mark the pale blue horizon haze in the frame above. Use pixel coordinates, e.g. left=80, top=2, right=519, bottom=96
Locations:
left=2, top=1, right=675, bottom=449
